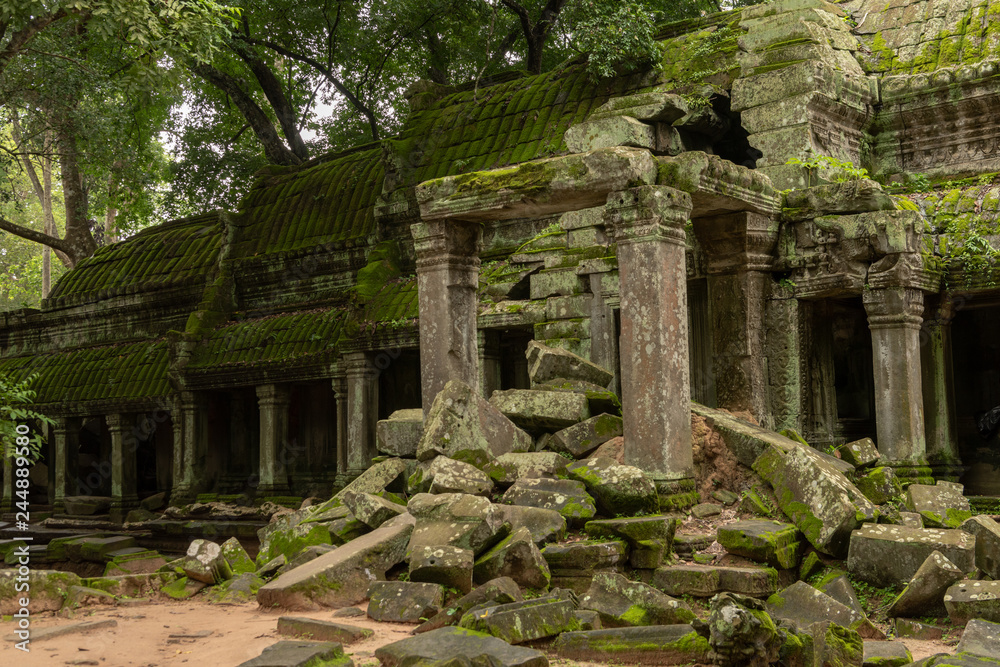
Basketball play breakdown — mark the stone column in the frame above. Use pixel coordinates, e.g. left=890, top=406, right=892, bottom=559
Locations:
left=171, top=392, right=206, bottom=505
left=695, top=211, right=777, bottom=422
left=332, top=370, right=349, bottom=485
left=344, top=352, right=379, bottom=476
left=607, top=185, right=695, bottom=491
left=411, top=219, right=482, bottom=413
left=52, top=417, right=80, bottom=514
left=921, top=296, right=962, bottom=480
left=107, top=413, right=139, bottom=522
left=478, top=330, right=501, bottom=399
left=864, top=287, right=928, bottom=469
left=256, top=384, right=292, bottom=497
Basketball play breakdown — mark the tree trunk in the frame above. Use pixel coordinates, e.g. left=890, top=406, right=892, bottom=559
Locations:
left=55, top=121, right=97, bottom=267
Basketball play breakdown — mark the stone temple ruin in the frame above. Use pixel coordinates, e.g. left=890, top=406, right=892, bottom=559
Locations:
left=3, top=0, right=1000, bottom=665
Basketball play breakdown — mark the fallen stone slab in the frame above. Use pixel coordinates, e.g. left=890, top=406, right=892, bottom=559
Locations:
left=377, top=408, right=424, bottom=458
left=417, top=381, right=533, bottom=465
left=565, top=457, right=658, bottom=516
left=343, top=491, right=407, bottom=529
left=691, top=502, right=722, bottom=519
left=407, top=493, right=509, bottom=556
left=72, top=536, right=138, bottom=563
left=409, top=545, right=474, bottom=594
left=221, top=537, right=256, bottom=575
left=717, top=520, right=804, bottom=569
left=206, top=572, right=266, bottom=604
left=0, top=570, right=82, bottom=614
left=3, top=619, right=117, bottom=643
left=490, top=389, right=591, bottom=433
left=62, top=585, right=116, bottom=612
left=899, top=512, right=923, bottom=528
left=847, top=524, right=976, bottom=587
left=256, top=513, right=414, bottom=610
left=276, top=617, right=373, bottom=644
left=652, top=564, right=779, bottom=599
left=854, top=466, right=902, bottom=506
left=836, top=438, right=880, bottom=468
left=183, top=539, right=233, bottom=584
left=766, top=581, right=874, bottom=638
left=909, top=653, right=1000, bottom=666
left=753, top=443, right=875, bottom=557
left=549, top=414, right=623, bottom=458
left=414, top=577, right=524, bottom=635
left=905, top=481, right=972, bottom=528
left=960, top=515, right=1000, bottom=580
left=945, top=580, right=1000, bottom=624
left=552, top=625, right=710, bottom=664
left=426, top=456, right=494, bottom=496
left=809, top=621, right=864, bottom=667
left=256, top=506, right=339, bottom=566
left=585, top=515, right=678, bottom=569
left=332, top=457, right=409, bottom=501
left=536, top=378, right=621, bottom=415
left=579, top=571, right=695, bottom=626
left=886, top=550, right=965, bottom=618
left=673, top=532, right=714, bottom=555
left=376, top=626, right=548, bottom=667
left=527, top=340, right=613, bottom=387
left=955, top=618, right=1000, bottom=659
left=502, top=477, right=596, bottom=524
left=487, top=452, right=568, bottom=486
left=815, top=572, right=866, bottom=621
left=460, top=596, right=577, bottom=644
left=862, top=640, right=912, bottom=667
left=473, top=526, right=550, bottom=589
left=161, top=576, right=207, bottom=600
left=237, top=640, right=352, bottom=667
left=368, top=581, right=445, bottom=623
left=542, top=540, right=628, bottom=576
left=497, top=505, right=567, bottom=546
left=894, top=617, right=944, bottom=640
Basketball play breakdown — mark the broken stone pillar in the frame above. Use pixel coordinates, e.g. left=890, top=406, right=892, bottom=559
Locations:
left=863, top=287, right=927, bottom=471
left=171, top=391, right=208, bottom=505
left=256, top=384, right=292, bottom=497
left=921, top=297, right=961, bottom=481
left=106, top=413, right=139, bottom=521
left=694, top=211, right=777, bottom=423
left=606, top=185, right=694, bottom=493
left=344, top=352, right=379, bottom=476
left=411, top=219, right=483, bottom=414
left=52, top=417, right=80, bottom=514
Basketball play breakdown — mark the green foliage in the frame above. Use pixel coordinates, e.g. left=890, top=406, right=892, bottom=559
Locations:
left=566, top=0, right=663, bottom=79
left=785, top=154, right=869, bottom=188
left=952, top=233, right=1000, bottom=288
left=0, top=373, right=52, bottom=461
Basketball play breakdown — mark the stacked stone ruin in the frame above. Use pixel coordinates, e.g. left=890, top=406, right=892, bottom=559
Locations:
left=4, top=0, right=1000, bottom=664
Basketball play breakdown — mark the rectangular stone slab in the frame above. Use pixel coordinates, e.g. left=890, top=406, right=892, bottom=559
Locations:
left=651, top=564, right=779, bottom=598
left=551, top=625, right=710, bottom=665
left=257, top=514, right=414, bottom=610
left=847, top=524, right=976, bottom=588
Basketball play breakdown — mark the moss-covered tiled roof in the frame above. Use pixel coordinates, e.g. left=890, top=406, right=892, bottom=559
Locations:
left=0, top=341, right=170, bottom=405
left=361, top=279, right=418, bottom=323
left=186, top=307, right=347, bottom=370
left=855, top=0, right=1000, bottom=75
left=48, top=213, right=223, bottom=303
left=230, top=147, right=385, bottom=259
left=386, top=64, right=652, bottom=188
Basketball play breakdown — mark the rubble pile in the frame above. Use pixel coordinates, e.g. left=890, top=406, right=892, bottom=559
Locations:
left=4, top=343, right=1000, bottom=667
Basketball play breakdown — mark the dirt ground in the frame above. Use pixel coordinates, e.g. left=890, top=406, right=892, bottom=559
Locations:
left=0, top=597, right=957, bottom=667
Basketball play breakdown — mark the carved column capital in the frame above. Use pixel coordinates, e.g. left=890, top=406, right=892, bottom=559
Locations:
left=256, top=383, right=291, bottom=407
left=411, top=220, right=482, bottom=272
left=605, top=186, right=692, bottom=247
left=105, top=413, right=132, bottom=434
left=342, top=352, right=378, bottom=379
left=864, top=287, right=924, bottom=330
left=52, top=417, right=75, bottom=438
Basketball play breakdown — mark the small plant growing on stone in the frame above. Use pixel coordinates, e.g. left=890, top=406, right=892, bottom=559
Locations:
left=786, top=153, right=869, bottom=188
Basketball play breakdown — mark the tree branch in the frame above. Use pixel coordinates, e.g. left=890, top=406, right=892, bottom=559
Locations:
left=0, top=9, right=69, bottom=77
left=0, top=217, right=73, bottom=256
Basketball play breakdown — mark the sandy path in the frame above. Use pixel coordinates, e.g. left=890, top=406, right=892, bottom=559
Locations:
left=0, top=598, right=955, bottom=667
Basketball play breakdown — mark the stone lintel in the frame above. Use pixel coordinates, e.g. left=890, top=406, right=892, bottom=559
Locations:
left=694, top=211, right=778, bottom=275
left=655, top=153, right=781, bottom=218
left=416, top=147, right=657, bottom=223
left=606, top=185, right=694, bottom=484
